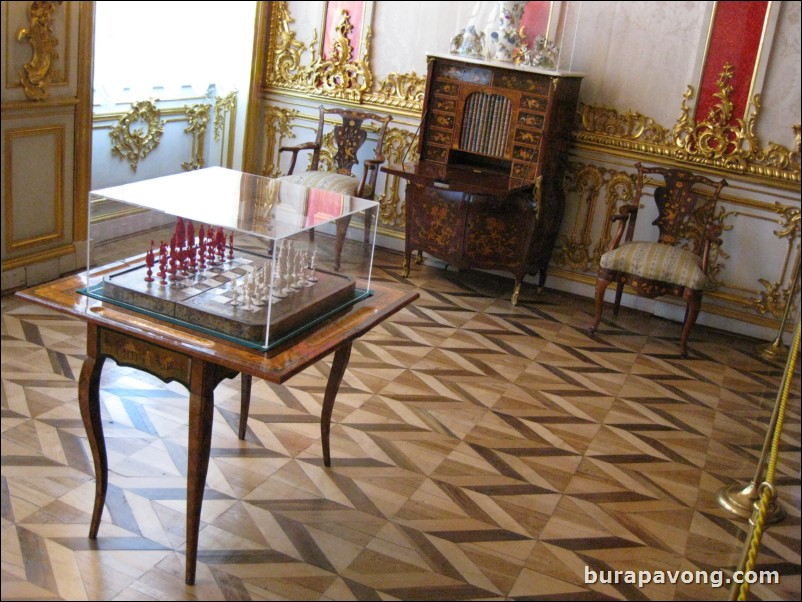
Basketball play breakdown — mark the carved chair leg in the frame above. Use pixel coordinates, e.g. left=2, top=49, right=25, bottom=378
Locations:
left=588, top=277, right=611, bottom=336
left=680, top=290, right=702, bottom=358
left=333, top=215, right=353, bottom=271
left=364, top=207, right=375, bottom=249
left=613, top=280, right=625, bottom=316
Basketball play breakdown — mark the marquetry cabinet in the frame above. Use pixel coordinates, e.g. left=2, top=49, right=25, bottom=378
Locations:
left=385, top=53, right=583, bottom=304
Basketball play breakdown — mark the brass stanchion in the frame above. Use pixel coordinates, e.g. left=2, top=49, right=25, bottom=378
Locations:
left=715, top=409, right=787, bottom=523
left=758, top=250, right=800, bottom=361
left=717, top=280, right=800, bottom=522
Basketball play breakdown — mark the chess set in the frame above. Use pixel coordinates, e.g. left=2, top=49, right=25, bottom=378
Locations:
left=84, top=218, right=361, bottom=348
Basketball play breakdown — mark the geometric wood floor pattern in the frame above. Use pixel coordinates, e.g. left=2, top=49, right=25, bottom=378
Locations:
left=2, top=245, right=800, bottom=600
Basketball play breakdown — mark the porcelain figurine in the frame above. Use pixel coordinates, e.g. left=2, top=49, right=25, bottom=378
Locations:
left=450, top=25, right=485, bottom=59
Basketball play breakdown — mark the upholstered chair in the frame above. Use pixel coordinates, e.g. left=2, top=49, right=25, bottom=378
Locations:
left=277, top=106, right=392, bottom=270
left=588, top=162, right=728, bottom=357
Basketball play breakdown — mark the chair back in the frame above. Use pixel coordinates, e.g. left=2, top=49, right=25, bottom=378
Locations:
left=634, top=163, right=727, bottom=255
left=310, top=107, right=392, bottom=177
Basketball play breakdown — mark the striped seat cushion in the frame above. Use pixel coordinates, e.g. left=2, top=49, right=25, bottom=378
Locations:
left=279, top=171, right=359, bottom=195
left=600, top=241, right=708, bottom=289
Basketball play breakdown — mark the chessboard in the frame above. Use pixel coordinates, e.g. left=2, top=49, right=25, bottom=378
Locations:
left=95, top=251, right=358, bottom=346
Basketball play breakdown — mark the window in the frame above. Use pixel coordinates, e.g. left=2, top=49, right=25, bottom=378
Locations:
left=93, top=1, right=256, bottom=107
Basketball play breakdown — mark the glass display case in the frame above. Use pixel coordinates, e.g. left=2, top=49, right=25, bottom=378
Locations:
left=83, top=167, right=378, bottom=351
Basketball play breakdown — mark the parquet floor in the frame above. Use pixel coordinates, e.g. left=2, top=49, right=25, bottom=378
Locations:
left=2, top=239, right=800, bottom=601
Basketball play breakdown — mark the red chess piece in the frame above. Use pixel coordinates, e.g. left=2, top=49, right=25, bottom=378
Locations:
left=228, top=232, right=234, bottom=260
left=216, top=229, right=225, bottom=263
left=206, top=227, right=216, bottom=262
left=187, top=220, right=195, bottom=248
left=176, top=217, right=186, bottom=249
left=159, top=249, right=168, bottom=285
left=199, top=240, right=207, bottom=270
left=144, top=246, right=155, bottom=282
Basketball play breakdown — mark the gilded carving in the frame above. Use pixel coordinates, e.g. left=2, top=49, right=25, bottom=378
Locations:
left=376, top=127, right=418, bottom=227
left=16, top=1, right=63, bottom=101
left=181, top=103, right=211, bottom=171
left=263, top=105, right=299, bottom=178
left=109, top=100, right=165, bottom=172
left=266, top=1, right=424, bottom=111
left=267, top=5, right=373, bottom=103
left=556, top=164, right=636, bottom=272
left=580, top=106, right=670, bottom=144
left=576, top=65, right=800, bottom=187
left=754, top=204, right=801, bottom=316
left=269, top=1, right=306, bottom=87
left=214, top=92, right=238, bottom=142
left=305, top=10, right=373, bottom=102
left=366, top=71, right=426, bottom=112
left=755, top=275, right=800, bottom=318
left=672, top=64, right=759, bottom=169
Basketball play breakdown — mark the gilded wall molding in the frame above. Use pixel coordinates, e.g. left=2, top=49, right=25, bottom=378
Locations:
left=265, top=1, right=424, bottom=113
left=262, top=105, right=299, bottom=178
left=365, top=72, right=426, bottom=112
left=4, top=124, right=65, bottom=252
left=181, top=103, right=210, bottom=171
left=214, top=92, right=237, bottom=142
left=555, top=164, right=636, bottom=272
left=576, top=65, right=801, bottom=189
left=104, top=95, right=236, bottom=173
left=266, top=5, right=372, bottom=103
left=109, top=99, right=165, bottom=172
left=754, top=203, right=800, bottom=316
left=376, top=126, right=419, bottom=228
left=16, top=1, right=63, bottom=101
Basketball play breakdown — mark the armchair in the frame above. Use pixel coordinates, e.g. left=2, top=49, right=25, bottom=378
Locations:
left=588, top=163, right=728, bottom=357
left=278, top=106, right=392, bottom=270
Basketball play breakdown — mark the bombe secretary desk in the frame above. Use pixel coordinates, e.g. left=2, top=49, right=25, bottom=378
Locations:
left=384, top=53, right=583, bottom=304
left=16, top=167, right=418, bottom=585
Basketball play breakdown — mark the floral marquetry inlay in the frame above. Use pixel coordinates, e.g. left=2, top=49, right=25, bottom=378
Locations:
left=109, top=100, right=165, bottom=172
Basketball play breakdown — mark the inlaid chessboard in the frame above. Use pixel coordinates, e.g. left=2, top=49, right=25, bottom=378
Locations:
left=96, top=252, right=357, bottom=345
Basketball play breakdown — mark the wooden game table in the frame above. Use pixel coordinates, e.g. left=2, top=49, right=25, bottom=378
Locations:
left=16, top=266, right=418, bottom=585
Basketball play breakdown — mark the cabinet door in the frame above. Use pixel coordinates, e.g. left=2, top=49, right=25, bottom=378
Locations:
left=463, top=193, right=535, bottom=269
left=407, top=185, right=466, bottom=262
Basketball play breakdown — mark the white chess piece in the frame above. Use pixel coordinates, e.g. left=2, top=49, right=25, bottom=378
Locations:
left=308, top=250, right=319, bottom=283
